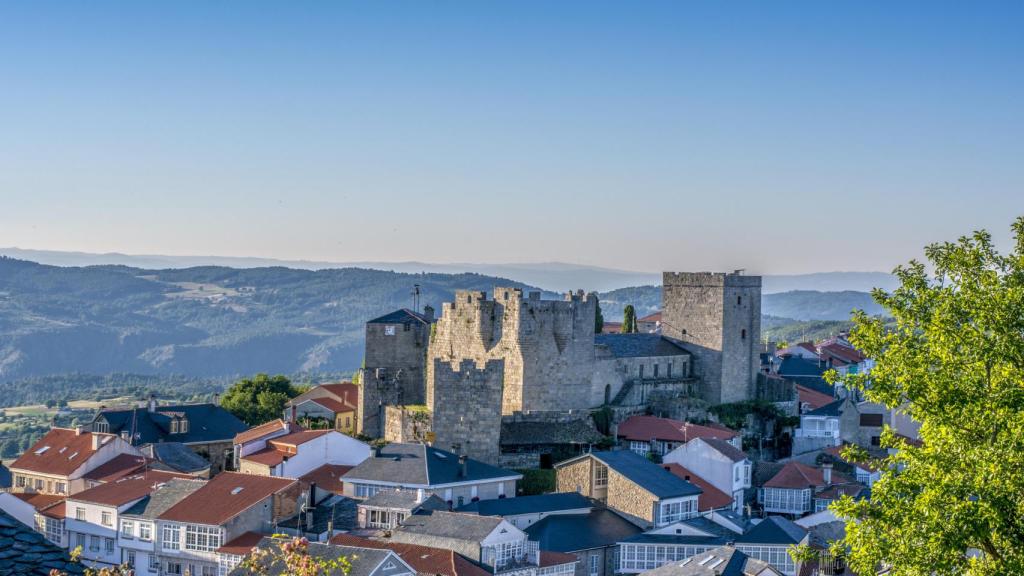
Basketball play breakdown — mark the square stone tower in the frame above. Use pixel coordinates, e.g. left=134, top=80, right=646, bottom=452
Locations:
left=660, top=272, right=761, bottom=405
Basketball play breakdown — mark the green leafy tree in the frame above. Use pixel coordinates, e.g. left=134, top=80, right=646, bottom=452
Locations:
left=594, top=300, right=605, bottom=333
left=221, top=374, right=301, bottom=425
left=830, top=218, right=1024, bottom=576
left=622, top=304, right=638, bottom=333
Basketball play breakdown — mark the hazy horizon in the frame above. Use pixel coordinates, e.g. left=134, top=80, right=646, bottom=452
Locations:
left=2, top=2, right=1022, bottom=274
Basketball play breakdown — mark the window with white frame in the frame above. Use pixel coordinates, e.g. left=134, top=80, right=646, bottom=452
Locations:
left=736, top=545, right=795, bottom=575
left=43, top=518, right=62, bottom=544
left=149, top=554, right=160, bottom=572
left=185, top=524, right=222, bottom=552
left=125, top=550, right=135, bottom=568
left=202, top=565, right=217, bottom=576
left=90, top=535, right=100, bottom=552
left=121, top=520, right=134, bottom=539
left=594, top=463, right=608, bottom=488
left=162, top=524, right=181, bottom=550
left=355, top=483, right=386, bottom=498
left=618, top=543, right=713, bottom=572
left=102, top=511, right=113, bottom=526
left=658, top=498, right=696, bottom=525
left=493, top=540, right=525, bottom=568
left=629, top=441, right=649, bottom=456
left=76, top=507, right=86, bottom=521
left=760, top=487, right=811, bottom=514
left=55, top=482, right=66, bottom=494
left=165, top=561, right=182, bottom=575
left=589, top=553, right=600, bottom=576
left=105, top=538, right=114, bottom=555
left=139, top=522, right=152, bottom=541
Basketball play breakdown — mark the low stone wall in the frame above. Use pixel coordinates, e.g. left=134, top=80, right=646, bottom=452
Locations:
left=383, top=405, right=433, bottom=443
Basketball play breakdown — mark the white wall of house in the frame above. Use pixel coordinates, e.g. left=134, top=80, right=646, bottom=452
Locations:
left=502, top=505, right=593, bottom=529
left=119, top=518, right=159, bottom=575
left=65, top=499, right=142, bottom=567
left=0, top=492, right=37, bottom=527
left=662, top=438, right=750, bottom=510
left=274, top=432, right=370, bottom=478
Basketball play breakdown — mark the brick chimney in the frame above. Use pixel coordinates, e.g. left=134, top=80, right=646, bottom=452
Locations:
left=823, top=462, right=833, bottom=485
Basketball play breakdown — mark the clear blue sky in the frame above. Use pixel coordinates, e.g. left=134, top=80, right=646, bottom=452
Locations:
left=1, top=2, right=1021, bottom=274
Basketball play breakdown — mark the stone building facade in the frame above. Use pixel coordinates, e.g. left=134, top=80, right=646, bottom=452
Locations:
left=661, top=272, right=762, bottom=405
left=429, top=359, right=506, bottom=464
left=359, top=308, right=435, bottom=437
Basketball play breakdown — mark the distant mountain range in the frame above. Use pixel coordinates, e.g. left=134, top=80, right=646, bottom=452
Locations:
left=0, top=248, right=898, bottom=294
left=0, top=255, right=890, bottom=382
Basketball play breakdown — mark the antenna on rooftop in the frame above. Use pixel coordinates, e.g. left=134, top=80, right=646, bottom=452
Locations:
left=412, top=284, right=421, bottom=313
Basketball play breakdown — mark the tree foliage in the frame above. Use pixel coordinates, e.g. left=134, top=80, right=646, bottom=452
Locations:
left=832, top=218, right=1024, bottom=576
left=594, top=300, right=605, bottom=333
left=622, top=304, right=638, bottom=333
left=221, top=373, right=302, bottom=425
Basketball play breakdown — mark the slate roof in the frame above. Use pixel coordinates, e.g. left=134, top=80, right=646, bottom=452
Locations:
left=640, top=546, right=778, bottom=576
left=804, top=398, right=845, bottom=417
left=93, top=403, right=249, bottom=446
left=456, top=492, right=593, bottom=516
left=525, top=508, right=642, bottom=552
left=735, top=516, right=806, bottom=546
left=594, top=334, right=691, bottom=358
left=278, top=494, right=359, bottom=535
left=394, top=511, right=504, bottom=543
left=698, top=438, right=749, bottom=463
left=500, top=420, right=605, bottom=446
left=361, top=488, right=447, bottom=511
left=230, top=537, right=405, bottom=576
left=11, top=428, right=114, bottom=476
left=564, top=451, right=701, bottom=499
left=331, top=534, right=491, bottom=576
left=142, top=442, right=212, bottom=473
left=343, top=443, right=521, bottom=487
left=367, top=308, right=433, bottom=325
left=121, top=478, right=207, bottom=519
left=0, top=508, right=84, bottom=575
left=159, top=472, right=295, bottom=525
left=662, top=464, right=734, bottom=512
left=618, top=416, right=738, bottom=444
left=0, top=463, right=10, bottom=489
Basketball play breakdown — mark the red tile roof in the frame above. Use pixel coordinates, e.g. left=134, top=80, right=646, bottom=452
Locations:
left=82, top=453, right=150, bottom=483
left=601, top=322, right=623, bottom=334
left=617, top=415, right=738, bottom=444
left=638, top=312, right=662, bottom=323
left=330, top=534, right=490, bottom=576
left=309, top=397, right=357, bottom=414
left=540, top=551, right=579, bottom=568
left=240, top=430, right=332, bottom=467
left=796, top=385, right=835, bottom=410
left=317, top=383, right=359, bottom=407
left=817, top=343, right=865, bottom=364
left=662, top=463, right=734, bottom=512
left=233, top=419, right=290, bottom=445
left=159, top=472, right=296, bottom=526
left=239, top=448, right=289, bottom=467
left=299, top=464, right=352, bottom=494
left=12, top=493, right=65, bottom=512
left=10, top=428, right=116, bottom=476
left=40, top=500, right=67, bottom=519
left=216, top=531, right=265, bottom=556
left=763, top=462, right=854, bottom=490
left=69, top=470, right=193, bottom=507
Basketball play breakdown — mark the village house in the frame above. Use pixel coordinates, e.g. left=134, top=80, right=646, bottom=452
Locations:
left=357, top=488, right=447, bottom=530
left=456, top=492, right=595, bottom=531
left=660, top=464, right=734, bottom=514
left=616, top=516, right=737, bottom=574
left=555, top=451, right=701, bottom=530
left=662, top=439, right=751, bottom=513
left=284, top=382, right=361, bottom=434
left=0, top=492, right=68, bottom=547
left=526, top=508, right=641, bottom=576
left=9, top=428, right=143, bottom=496
left=617, top=416, right=740, bottom=459
left=342, top=443, right=522, bottom=508
left=64, top=470, right=187, bottom=568
left=331, top=533, right=493, bottom=576
left=152, top=472, right=300, bottom=576
left=757, top=462, right=860, bottom=517
left=90, top=398, right=249, bottom=473
left=636, top=312, right=662, bottom=334
left=235, top=428, right=370, bottom=479
left=635, top=545, right=782, bottom=576
left=732, top=516, right=807, bottom=576
left=119, top=478, right=207, bottom=576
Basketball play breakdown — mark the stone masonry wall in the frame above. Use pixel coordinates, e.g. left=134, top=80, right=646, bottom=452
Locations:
left=360, top=314, right=431, bottom=436
left=383, top=405, right=433, bottom=444
left=661, top=272, right=761, bottom=405
left=556, top=458, right=593, bottom=495
left=430, top=359, right=505, bottom=465
left=605, top=468, right=657, bottom=528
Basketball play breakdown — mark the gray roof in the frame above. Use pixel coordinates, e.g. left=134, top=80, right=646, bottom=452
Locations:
left=0, top=508, right=84, bottom=575
left=343, top=443, right=521, bottom=487
left=500, top=420, right=605, bottom=446
left=698, top=438, right=748, bottom=462
left=361, top=488, right=448, bottom=511
left=93, top=403, right=249, bottom=446
left=394, top=511, right=504, bottom=543
left=121, top=478, right=206, bottom=519
left=734, top=516, right=806, bottom=546
left=570, top=451, right=701, bottom=499
left=230, top=538, right=401, bottom=576
left=638, top=546, right=778, bottom=576
left=594, top=334, right=691, bottom=358
left=621, top=517, right=733, bottom=547
left=142, top=442, right=211, bottom=473
left=367, top=309, right=432, bottom=325
left=278, top=494, right=359, bottom=535
left=804, top=398, right=845, bottom=417
left=456, top=492, right=593, bottom=517
left=525, top=509, right=642, bottom=553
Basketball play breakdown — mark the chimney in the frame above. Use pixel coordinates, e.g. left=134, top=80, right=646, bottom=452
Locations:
left=213, top=393, right=220, bottom=406
left=148, top=394, right=156, bottom=413
left=416, top=488, right=425, bottom=504
left=423, top=305, right=435, bottom=322
left=458, top=455, right=468, bottom=478
left=822, top=462, right=833, bottom=485
left=290, top=405, right=297, bottom=424
left=91, top=434, right=102, bottom=450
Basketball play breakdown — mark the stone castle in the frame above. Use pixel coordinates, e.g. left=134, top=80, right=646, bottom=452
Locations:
left=357, top=271, right=762, bottom=465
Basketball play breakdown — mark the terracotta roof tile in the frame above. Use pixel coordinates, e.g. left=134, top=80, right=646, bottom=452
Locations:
left=233, top=419, right=290, bottom=445
left=617, top=415, right=738, bottom=444
left=299, top=464, right=352, bottom=494
left=764, top=462, right=855, bottom=490
left=11, top=428, right=116, bottom=477
left=309, top=397, right=356, bottom=414
left=217, top=531, right=265, bottom=556
left=330, top=534, right=490, bottom=576
left=662, top=463, right=734, bottom=512
left=12, top=493, right=64, bottom=512
left=638, top=312, right=662, bottom=323
left=159, top=472, right=296, bottom=525
left=69, top=470, right=190, bottom=507
left=539, top=551, right=579, bottom=568
left=82, top=453, right=150, bottom=482
left=796, top=385, right=835, bottom=410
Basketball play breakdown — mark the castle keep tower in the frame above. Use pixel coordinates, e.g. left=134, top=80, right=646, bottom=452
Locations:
left=661, top=272, right=761, bottom=404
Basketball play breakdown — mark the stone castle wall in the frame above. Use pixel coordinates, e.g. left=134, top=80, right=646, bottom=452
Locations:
left=360, top=316, right=431, bottom=437
left=661, top=272, right=761, bottom=404
left=427, top=288, right=599, bottom=414
left=383, top=405, right=433, bottom=444
left=430, top=358, right=505, bottom=465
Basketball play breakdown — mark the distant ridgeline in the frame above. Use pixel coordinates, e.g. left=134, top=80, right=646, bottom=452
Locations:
left=0, top=256, right=883, bottom=381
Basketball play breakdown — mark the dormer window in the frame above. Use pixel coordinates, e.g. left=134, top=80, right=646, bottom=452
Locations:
left=93, top=421, right=109, bottom=434
left=179, top=419, right=188, bottom=434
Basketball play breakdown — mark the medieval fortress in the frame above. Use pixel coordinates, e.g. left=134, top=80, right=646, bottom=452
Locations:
left=358, top=271, right=761, bottom=465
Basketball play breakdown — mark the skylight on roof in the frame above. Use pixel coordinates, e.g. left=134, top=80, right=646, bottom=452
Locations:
left=434, top=452, right=447, bottom=459
left=708, top=558, right=724, bottom=569
left=699, top=556, right=715, bottom=566
left=59, top=447, right=66, bottom=454
left=679, top=558, right=692, bottom=566
left=35, top=446, right=50, bottom=455
left=231, top=487, right=244, bottom=495
left=68, top=452, right=78, bottom=460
